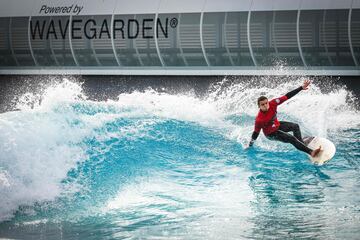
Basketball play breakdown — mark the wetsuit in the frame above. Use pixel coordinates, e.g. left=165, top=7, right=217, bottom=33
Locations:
left=249, top=86, right=313, bottom=155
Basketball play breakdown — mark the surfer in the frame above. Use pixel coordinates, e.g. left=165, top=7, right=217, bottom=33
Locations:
left=246, top=79, right=321, bottom=157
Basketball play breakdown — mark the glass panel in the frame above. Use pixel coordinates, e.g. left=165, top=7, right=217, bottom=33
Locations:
left=249, top=11, right=275, bottom=66
left=133, top=14, right=161, bottom=66
left=72, top=15, right=99, bottom=66
left=157, top=13, right=186, bottom=66
left=272, top=11, right=303, bottom=66
left=0, top=17, right=17, bottom=66
left=92, top=15, right=118, bottom=66
left=49, top=16, right=76, bottom=66
left=113, top=14, right=141, bottom=66
left=299, top=10, right=330, bottom=66
left=203, top=12, right=231, bottom=66
left=225, top=12, right=253, bottom=66
left=179, top=13, right=207, bottom=66
left=351, top=9, right=360, bottom=65
left=323, top=10, right=354, bottom=66
left=11, top=17, right=35, bottom=66
left=30, top=16, right=58, bottom=66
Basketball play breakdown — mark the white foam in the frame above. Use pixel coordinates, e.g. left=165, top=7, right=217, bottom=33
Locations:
left=0, top=170, right=11, bottom=187
left=0, top=110, right=87, bottom=221
left=16, top=78, right=86, bottom=112
left=112, top=90, right=227, bottom=127
left=104, top=167, right=254, bottom=239
left=0, top=79, right=90, bottom=222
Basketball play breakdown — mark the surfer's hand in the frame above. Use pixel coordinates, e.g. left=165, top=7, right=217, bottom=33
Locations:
left=244, top=142, right=253, bottom=150
left=302, top=79, right=311, bottom=90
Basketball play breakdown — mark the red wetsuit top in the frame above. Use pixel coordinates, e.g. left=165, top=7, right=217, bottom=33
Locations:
left=254, top=95, right=288, bottom=136
left=249, top=86, right=303, bottom=146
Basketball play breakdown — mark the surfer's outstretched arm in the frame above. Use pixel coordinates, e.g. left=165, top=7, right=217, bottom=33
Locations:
left=284, top=79, right=310, bottom=100
left=247, top=122, right=261, bottom=148
left=248, top=131, right=259, bottom=147
left=285, top=86, right=303, bottom=99
left=271, top=79, right=310, bottom=107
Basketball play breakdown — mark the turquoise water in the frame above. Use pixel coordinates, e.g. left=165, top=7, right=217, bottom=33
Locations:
left=0, top=79, right=359, bottom=239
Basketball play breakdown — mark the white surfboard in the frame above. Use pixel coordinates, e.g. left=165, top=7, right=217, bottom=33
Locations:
left=303, top=136, right=336, bottom=165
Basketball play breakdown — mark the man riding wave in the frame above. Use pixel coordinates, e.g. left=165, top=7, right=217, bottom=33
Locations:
left=247, top=79, right=321, bottom=157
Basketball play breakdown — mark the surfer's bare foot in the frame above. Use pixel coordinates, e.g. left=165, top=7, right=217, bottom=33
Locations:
left=311, top=146, right=321, bottom=157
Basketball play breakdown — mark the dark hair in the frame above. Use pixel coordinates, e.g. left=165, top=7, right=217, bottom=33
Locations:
left=257, top=96, right=268, bottom=106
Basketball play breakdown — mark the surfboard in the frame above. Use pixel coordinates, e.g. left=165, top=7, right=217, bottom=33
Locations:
left=303, top=136, right=336, bottom=165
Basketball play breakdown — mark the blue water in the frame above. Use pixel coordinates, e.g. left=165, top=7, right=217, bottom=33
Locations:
left=0, top=79, right=359, bottom=239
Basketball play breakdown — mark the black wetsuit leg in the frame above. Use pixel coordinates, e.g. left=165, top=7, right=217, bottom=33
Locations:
left=278, top=121, right=303, bottom=142
left=267, top=129, right=313, bottom=155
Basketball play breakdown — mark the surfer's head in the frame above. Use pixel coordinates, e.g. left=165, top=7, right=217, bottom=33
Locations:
left=258, top=96, right=269, bottom=111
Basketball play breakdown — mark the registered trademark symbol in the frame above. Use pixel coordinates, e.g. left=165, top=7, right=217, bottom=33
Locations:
left=170, top=18, right=178, bottom=28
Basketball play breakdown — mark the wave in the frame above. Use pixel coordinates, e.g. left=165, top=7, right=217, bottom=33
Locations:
left=0, top=77, right=358, bottom=223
